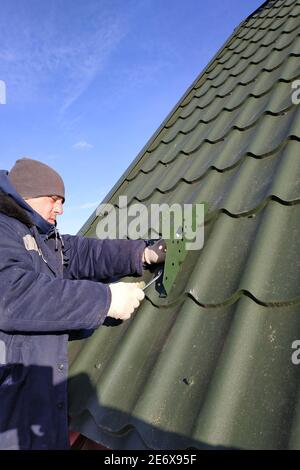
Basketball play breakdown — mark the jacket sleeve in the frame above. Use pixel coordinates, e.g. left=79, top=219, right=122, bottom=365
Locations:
left=0, top=221, right=111, bottom=332
left=62, top=234, right=146, bottom=281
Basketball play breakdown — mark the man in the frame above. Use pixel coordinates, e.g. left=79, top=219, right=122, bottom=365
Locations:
left=0, top=158, right=165, bottom=450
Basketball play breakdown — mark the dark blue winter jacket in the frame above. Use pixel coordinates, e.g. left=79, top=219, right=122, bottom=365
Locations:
left=0, top=170, right=146, bottom=450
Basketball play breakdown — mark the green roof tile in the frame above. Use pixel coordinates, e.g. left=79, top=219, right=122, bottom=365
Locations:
left=68, top=0, right=300, bottom=449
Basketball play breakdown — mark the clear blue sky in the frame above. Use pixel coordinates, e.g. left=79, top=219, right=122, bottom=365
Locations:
left=0, top=0, right=263, bottom=234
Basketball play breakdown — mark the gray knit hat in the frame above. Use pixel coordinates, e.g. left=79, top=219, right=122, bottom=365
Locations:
left=9, top=158, right=65, bottom=201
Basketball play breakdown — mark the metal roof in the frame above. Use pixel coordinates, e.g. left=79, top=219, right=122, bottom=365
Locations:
left=68, top=0, right=300, bottom=450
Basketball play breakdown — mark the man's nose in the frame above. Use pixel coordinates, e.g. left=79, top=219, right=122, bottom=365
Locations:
left=54, top=201, right=64, bottom=215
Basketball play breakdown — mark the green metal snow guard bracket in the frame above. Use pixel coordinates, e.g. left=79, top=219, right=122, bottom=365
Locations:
left=162, top=202, right=208, bottom=296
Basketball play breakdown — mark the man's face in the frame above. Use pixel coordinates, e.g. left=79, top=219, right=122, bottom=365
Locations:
left=25, top=196, right=64, bottom=225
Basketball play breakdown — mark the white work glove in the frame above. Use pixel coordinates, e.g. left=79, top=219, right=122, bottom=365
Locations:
left=142, top=239, right=166, bottom=265
left=107, top=282, right=145, bottom=321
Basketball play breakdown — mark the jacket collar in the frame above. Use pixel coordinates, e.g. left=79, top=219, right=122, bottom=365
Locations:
left=0, top=192, right=34, bottom=227
left=0, top=170, right=54, bottom=235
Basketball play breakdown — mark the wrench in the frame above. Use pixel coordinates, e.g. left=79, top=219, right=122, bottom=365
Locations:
left=142, top=269, right=163, bottom=291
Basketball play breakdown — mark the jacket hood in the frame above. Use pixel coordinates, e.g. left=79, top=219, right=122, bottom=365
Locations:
left=0, top=169, right=54, bottom=234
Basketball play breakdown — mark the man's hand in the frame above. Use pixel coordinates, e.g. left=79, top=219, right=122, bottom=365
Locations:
left=107, top=282, right=145, bottom=320
left=142, top=239, right=166, bottom=265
